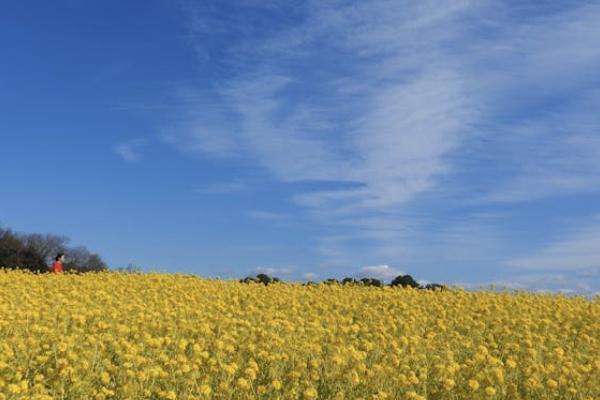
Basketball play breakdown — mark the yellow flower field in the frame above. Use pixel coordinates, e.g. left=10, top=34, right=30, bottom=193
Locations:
left=0, top=269, right=598, bottom=400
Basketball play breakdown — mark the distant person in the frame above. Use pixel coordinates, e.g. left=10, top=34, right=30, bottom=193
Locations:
left=51, top=252, right=65, bottom=273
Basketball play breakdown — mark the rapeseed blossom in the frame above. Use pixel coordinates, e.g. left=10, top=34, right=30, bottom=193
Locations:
left=0, top=269, right=598, bottom=399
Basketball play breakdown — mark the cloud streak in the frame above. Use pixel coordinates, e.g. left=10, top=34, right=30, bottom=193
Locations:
left=195, top=180, right=249, bottom=194
left=168, top=1, right=600, bottom=291
left=255, top=266, right=293, bottom=276
left=507, top=216, right=600, bottom=272
left=114, top=139, right=147, bottom=163
left=360, top=265, right=404, bottom=281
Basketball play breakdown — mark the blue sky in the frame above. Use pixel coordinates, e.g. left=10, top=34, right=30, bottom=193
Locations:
left=1, top=1, right=599, bottom=293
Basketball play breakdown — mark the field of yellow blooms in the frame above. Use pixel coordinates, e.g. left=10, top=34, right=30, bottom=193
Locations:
left=0, top=269, right=598, bottom=400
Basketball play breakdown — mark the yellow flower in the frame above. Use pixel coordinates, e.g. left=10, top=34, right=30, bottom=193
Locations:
left=271, top=380, right=282, bottom=390
left=236, top=377, right=250, bottom=390
left=304, top=386, right=318, bottom=399
left=256, top=385, right=267, bottom=394
left=7, top=384, right=21, bottom=395
left=199, top=384, right=212, bottom=396
left=244, top=367, right=257, bottom=380
left=443, top=378, right=455, bottom=390
left=163, top=391, right=177, bottom=400
left=0, top=269, right=597, bottom=400
left=223, top=363, right=238, bottom=375
left=492, top=367, right=504, bottom=383
left=181, top=363, right=191, bottom=373
left=100, top=371, right=110, bottom=385
left=404, top=391, right=425, bottom=400
left=468, top=379, right=480, bottom=391
left=408, top=373, right=419, bottom=385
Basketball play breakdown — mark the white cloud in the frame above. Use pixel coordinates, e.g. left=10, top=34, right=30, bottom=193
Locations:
left=289, top=69, right=473, bottom=215
left=178, top=1, right=600, bottom=197
left=162, top=117, right=239, bottom=158
left=114, top=139, right=147, bottom=162
left=255, top=266, right=293, bottom=276
left=172, top=1, right=600, bottom=285
left=473, top=95, right=600, bottom=204
left=177, top=0, right=480, bottom=212
left=195, top=180, right=249, bottom=194
left=359, top=265, right=404, bottom=280
left=457, top=269, right=599, bottom=296
left=303, top=272, right=318, bottom=280
left=507, top=218, right=600, bottom=271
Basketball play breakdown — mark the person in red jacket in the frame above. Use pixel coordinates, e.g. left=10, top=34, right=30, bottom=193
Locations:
left=51, top=252, right=65, bottom=273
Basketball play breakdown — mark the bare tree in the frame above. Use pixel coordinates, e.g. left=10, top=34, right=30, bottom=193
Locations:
left=22, top=233, right=68, bottom=265
left=0, top=228, right=47, bottom=272
left=0, top=225, right=107, bottom=273
left=64, top=246, right=107, bottom=272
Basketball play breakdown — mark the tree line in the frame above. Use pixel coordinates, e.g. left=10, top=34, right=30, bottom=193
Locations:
left=241, top=273, right=447, bottom=290
left=0, top=226, right=107, bottom=272
left=0, top=224, right=446, bottom=285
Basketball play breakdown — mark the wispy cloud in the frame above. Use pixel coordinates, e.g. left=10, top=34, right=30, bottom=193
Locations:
left=114, top=139, right=147, bottom=162
left=359, top=264, right=404, bottom=281
left=162, top=117, right=239, bottom=158
left=457, top=269, right=599, bottom=296
left=254, top=266, right=293, bottom=276
left=177, top=1, right=481, bottom=204
left=473, top=92, right=600, bottom=204
left=194, top=180, right=249, bottom=194
left=507, top=216, right=600, bottom=271
left=171, top=1, right=600, bottom=290
left=178, top=1, right=600, bottom=206
left=303, top=272, right=318, bottom=281
left=247, top=210, right=289, bottom=221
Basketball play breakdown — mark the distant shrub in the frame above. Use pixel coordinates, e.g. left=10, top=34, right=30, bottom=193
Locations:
left=391, top=274, right=420, bottom=288
left=360, top=278, right=383, bottom=287
left=255, top=273, right=272, bottom=285
left=240, top=274, right=280, bottom=286
left=424, top=283, right=447, bottom=291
